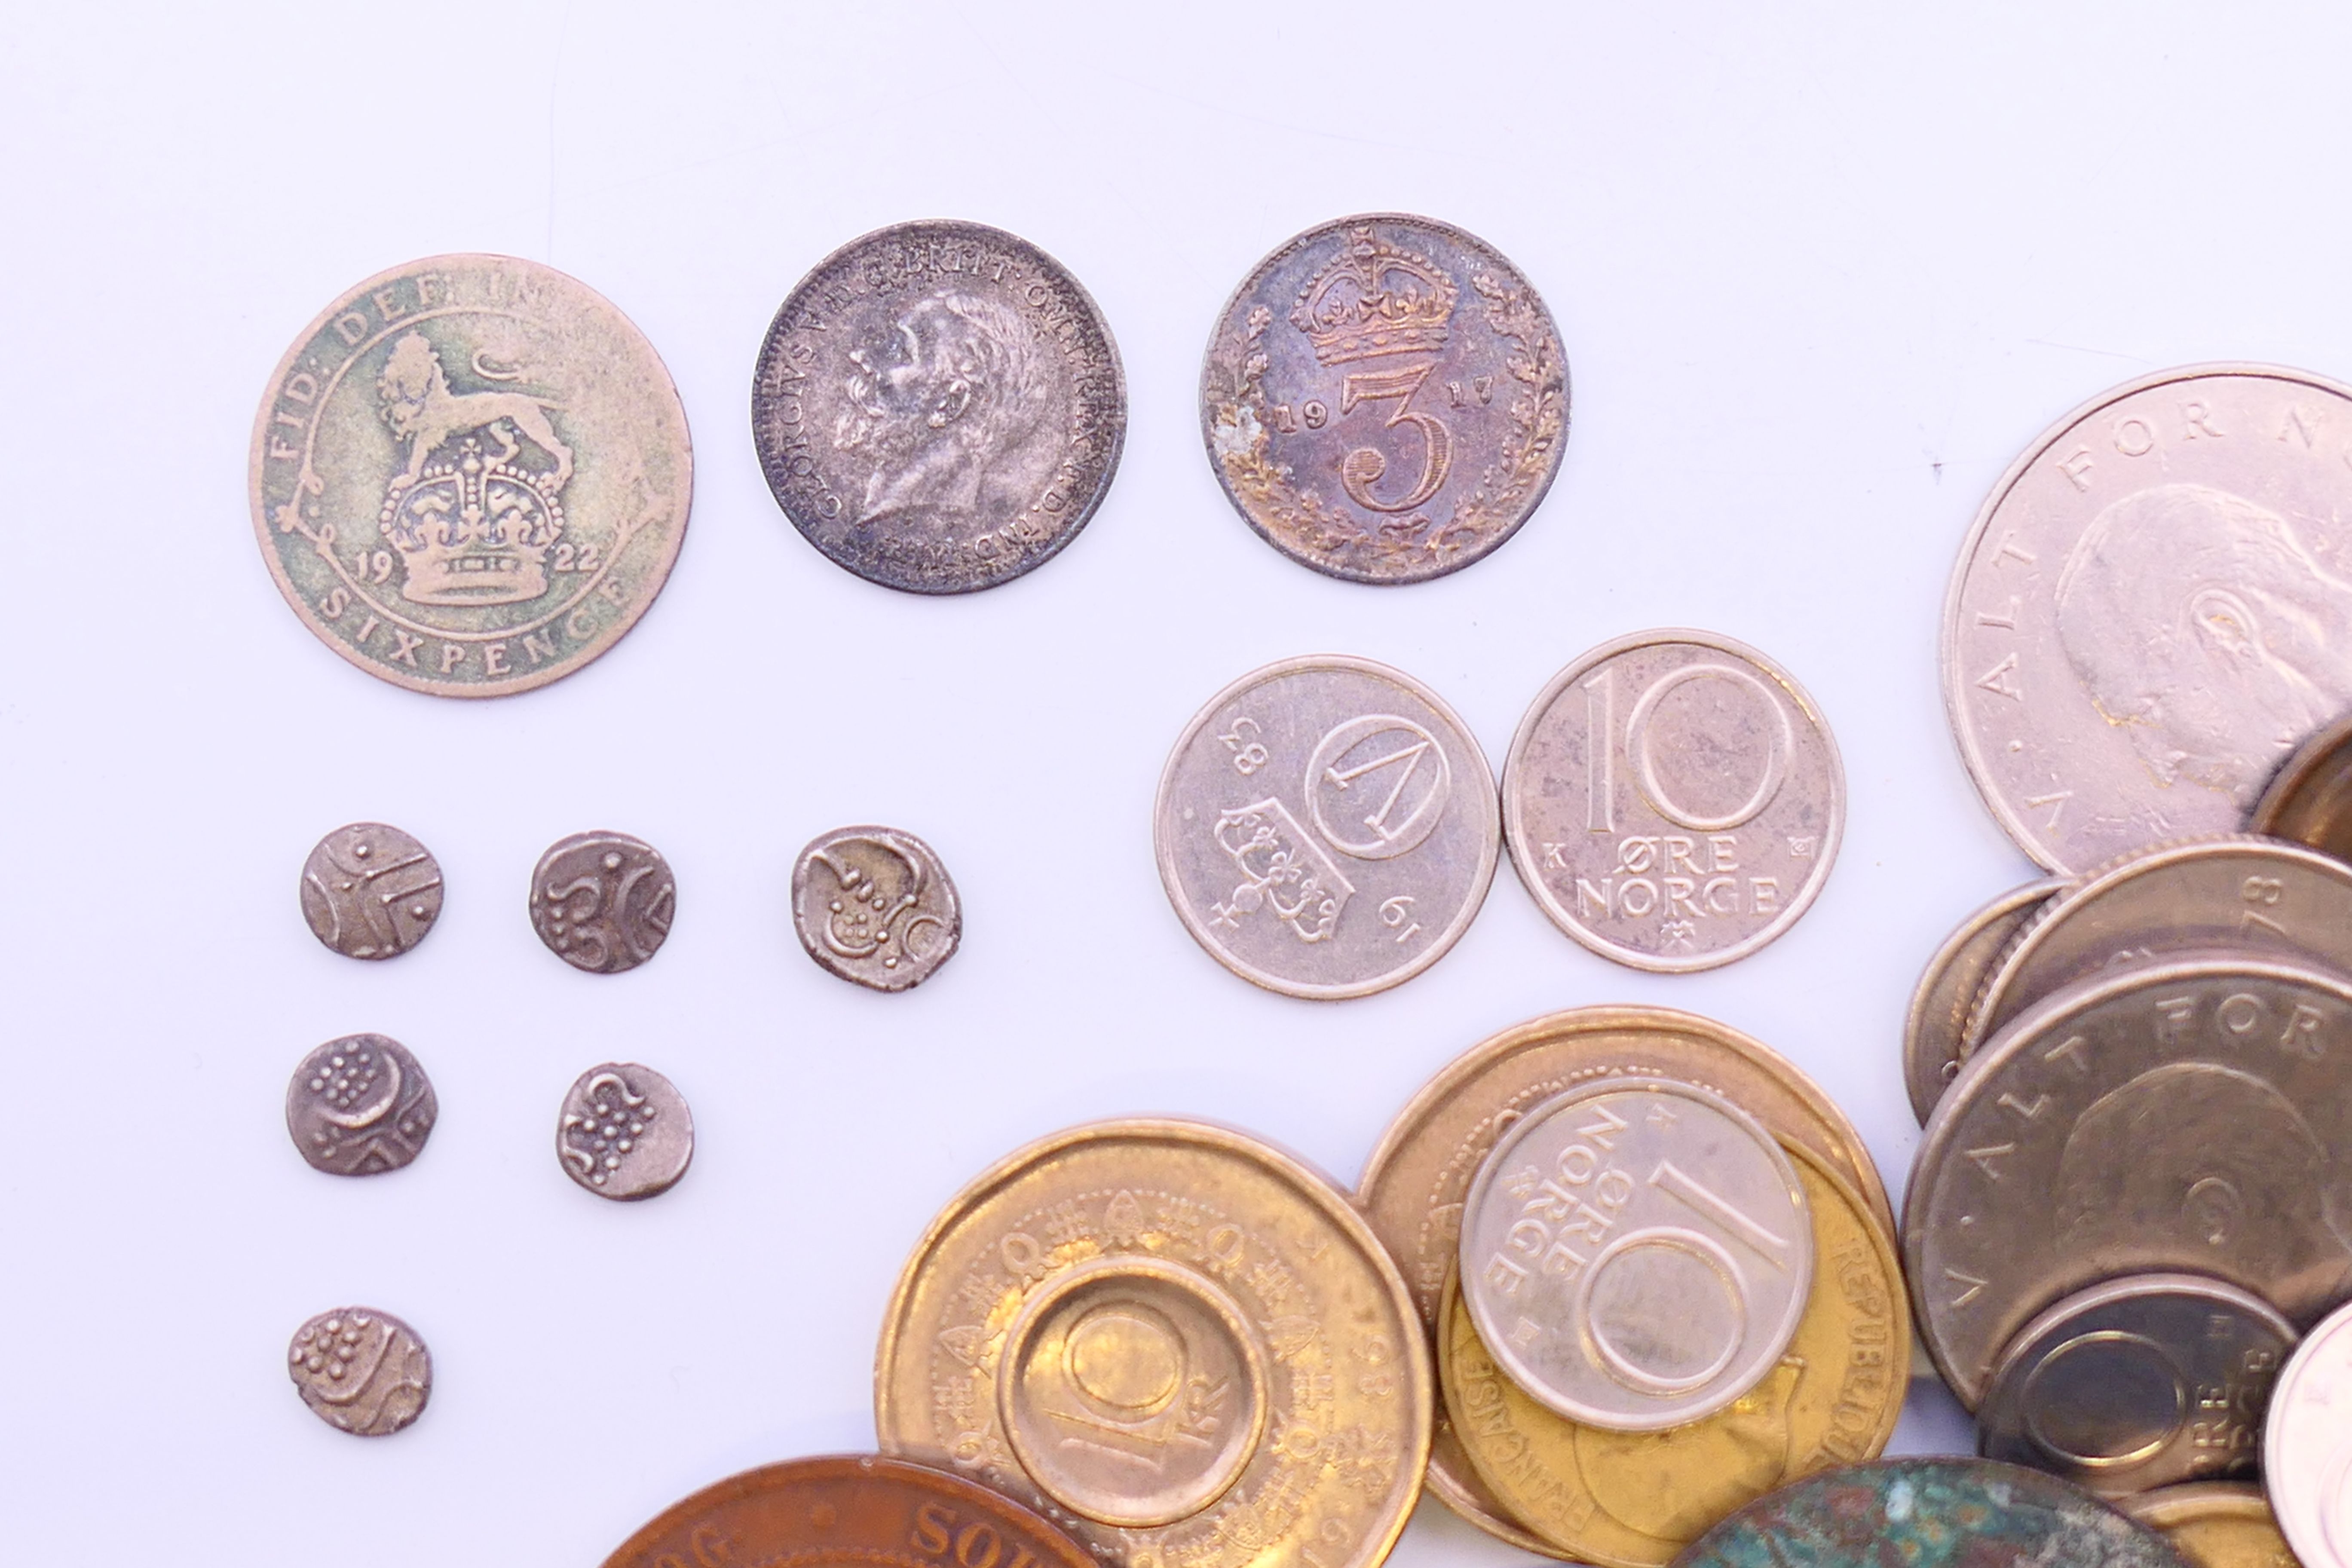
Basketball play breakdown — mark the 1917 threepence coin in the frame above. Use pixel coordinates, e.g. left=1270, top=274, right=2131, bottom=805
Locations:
left=300, top=821, right=443, bottom=960
left=286, top=1034, right=436, bottom=1176
left=1944, top=364, right=2352, bottom=874
left=288, top=1306, right=430, bottom=1437
left=2265, top=1299, right=2352, bottom=1568
left=252, top=255, right=692, bottom=696
left=791, top=826, right=962, bottom=992
left=2119, top=1483, right=2303, bottom=1568
left=1903, top=877, right=2067, bottom=1125
left=2253, top=710, right=2352, bottom=864
left=1155, top=655, right=1497, bottom=999
left=752, top=220, right=1124, bottom=594
left=557, top=1063, right=693, bottom=1200
left=528, top=830, right=675, bottom=974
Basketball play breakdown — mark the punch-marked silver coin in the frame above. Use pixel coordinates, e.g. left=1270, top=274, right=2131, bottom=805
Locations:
left=288, top=1306, right=431, bottom=1436
left=2254, top=710, right=2352, bottom=866
left=1945, top=364, right=2352, bottom=874
left=752, top=220, right=1124, bottom=594
left=1458, top=1076, right=1812, bottom=1431
left=2266, top=1298, right=2352, bottom=1568
left=528, top=830, right=674, bottom=974
left=1906, top=953, right=2352, bottom=1407
left=1154, top=655, right=1498, bottom=1000
left=285, top=1034, right=436, bottom=1176
left=299, top=821, right=442, bottom=960
left=1976, top=1272, right=2296, bottom=1495
left=791, top=826, right=962, bottom=992
left=557, top=1062, right=693, bottom=1200
left=1502, top=629, right=1843, bottom=972
left=1904, top=876, right=2067, bottom=1125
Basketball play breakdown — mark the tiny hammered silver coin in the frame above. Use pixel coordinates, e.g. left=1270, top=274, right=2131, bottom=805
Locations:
left=790, top=825, right=962, bottom=992
left=528, top=829, right=675, bottom=974
left=288, top=1306, right=431, bottom=1436
left=557, top=1061, right=694, bottom=1200
left=285, top=1033, right=437, bottom=1176
left=299, top=821, right=443, bottom=959
left=2265, top=1298, right=2352, bottom=1568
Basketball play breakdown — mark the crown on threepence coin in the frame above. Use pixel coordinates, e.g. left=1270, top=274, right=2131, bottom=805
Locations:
left=1289, top=226, right=1459, bottom=365
left=379, top=439, right=567, bottom=607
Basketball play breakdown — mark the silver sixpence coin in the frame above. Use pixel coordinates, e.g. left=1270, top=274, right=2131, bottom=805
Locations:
left=1904, top=876, right=2067, bottom=1126
left=1457, top=1075, right=1813, bottom=1430
left=2266, top=1298, right=2352, bottom=1568
left=790, top=826, right=962, bottom=992
left=299, top=821, right=443, bottom=959
left=556, top=1062, right=694, bottom=1200
left=528, top=829, right=676, bottom=974
left=1153, top=655, right=1498, bottom=1000
left=288, top=1306, right=431, bottom=1436
left=1502, top=629, right=1844, bottom=971
left=285, top=1034, right=437, bottom=1176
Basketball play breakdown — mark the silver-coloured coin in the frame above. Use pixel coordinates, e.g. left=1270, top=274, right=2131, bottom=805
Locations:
left=556, top=1062, right=694, bottom=1200
left=1457, top=1075, right=1813, bottom=1431
left=1976, top=1272, right=2296, bottom=1495
left=1153, top=654, right=1498, bottom=1000
left=1502, top=629, right=1844, bottom=972
left=527, top=829, right=675, bottom=974
left=285, top=1034, right=437, bottom=1176
left=1903, top=876, right=2067, bottom=1126
left=790, top=826, right=962, bottom=992
left=288, top=1306, right=431, bottom=1436
left=2265, top=1298, right=2352, bottom=1568
left=299, top=821, right=443, bottom=959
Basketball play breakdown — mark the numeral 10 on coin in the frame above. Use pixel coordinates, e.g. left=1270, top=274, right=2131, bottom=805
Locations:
left=1581, top=663, right=1793, bottom=834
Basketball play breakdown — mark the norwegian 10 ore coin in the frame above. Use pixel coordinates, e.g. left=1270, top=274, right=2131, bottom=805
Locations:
left=2253, top=710, right=2352, bottom=865
left=2119, top=1484, right=2301, bottom=1568
left=288, top=1306, right=431, bottom=1437
left=300, top=821, right=443, bottom=960
left=285, top=1034, right=437, bottom=1176
left=2265, top=1298, right=2352, bottom=1568
left=557, top=1063, right=693, bottom=1200
left=1903, top=876, right=2067, bottom=1125
left=528, top=830, right=675, bottom=974
left=791, top=826, right=962, bottom=992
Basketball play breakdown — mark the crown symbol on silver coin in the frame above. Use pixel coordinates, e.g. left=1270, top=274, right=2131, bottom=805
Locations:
left=378, top=438, right=567, bottom=607
left=1289, top=226, right=1459, bottom=365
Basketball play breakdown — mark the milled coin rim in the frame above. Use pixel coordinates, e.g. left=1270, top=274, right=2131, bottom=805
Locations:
left=1902, top=876, right=2067, bottom=1126
left=2263, top=1297, right=2352, bottom=1568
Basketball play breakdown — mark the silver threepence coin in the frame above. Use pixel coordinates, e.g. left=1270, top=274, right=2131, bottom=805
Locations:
left=1153, top=655, right=1499, bottom=1000
left=557, top=1063, right=694, bottom=1200
left=1904, top=877, right=2067, bottom=1126
left=528, top=829, right=675, bottom=974
left=790, top=826, right=962, bottom=992
left=751, top=219, right=1125, bottom=594
left=1457, top=1075, right=1813, bottom=1431
left=288, top=1307, right=431, bottom=1436
left=1502, top=629, right=1844, bottom=972
left=299, top=821, right=442, bottom=959
left=285, top=1034, right=437, bottom=1176
left=1944, top=364, right=2352, bottom=874
left=1975, top=1272, right=2296, bottom=1495
left=2265, top=1298, right=2352, bottom=1568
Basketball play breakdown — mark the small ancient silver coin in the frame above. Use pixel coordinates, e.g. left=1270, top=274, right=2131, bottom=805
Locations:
left=790, top=826, right=962, bottom=992
left=299, top=821, right=443, bottom=959
left=2264, top=1298, right=2352, bottom=1568
left=1903, top=876, right=2067, bottom=1125
left=285, top=1034, right=437, bottom=1176
left=557, top=1062, right=694, bottom=1200
left=288, top=1306, right=431, bottom=1436
left=528, top=829, right=676, bottom=974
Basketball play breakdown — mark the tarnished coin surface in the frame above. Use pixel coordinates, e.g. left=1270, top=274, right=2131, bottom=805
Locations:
left=1201, top=213, right=1567, bottom=584
left=602, top=1454, right=1099, bottom=1568
left=2254, top=711, right=2352, bottom=867
left=2119, top=1483, right=2303, bottom=1568
left=752, top=220, right=1124, bottom=594
left=876, top=1118, right=1429, bottom=1568
left=528, top=830, right=675, bottom=974
left=1976, top=1273, right=2296, bottom=1495
left=252, top=254, right=692, bottom=696
left=1154, top=655, right=1497, bottom=999
left=1944, top=364, right=2352, bottom=874
left=299, top=821, right=443, bottom=960
left=1903, top=876, right=2067, bottom=1125
left=557, top=1062, right=693, bottom=1200
left=287, top=1306, right=431, bottom=1437
left=791, top=825, right=962, bottom=992
left=285, top=1034, right=437, bottom=1176
left=2266, top=1299, right=2352, bottom=1568
left=1503, top=630, right=1844, bottom=972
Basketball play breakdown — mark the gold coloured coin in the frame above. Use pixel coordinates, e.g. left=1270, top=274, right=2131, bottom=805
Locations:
left=2119, top=1483, right=2304, bottom=1568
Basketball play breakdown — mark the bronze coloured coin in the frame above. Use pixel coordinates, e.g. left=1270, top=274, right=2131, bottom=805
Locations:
left=299, top=821, right=442, bottom=960
left=791, top=825, right=962, bottom=992
left=556, top=1062, right=693, bottom=1200
left=2118, top=1483, right=2303, bottom=1568
left=1903, top=876, right=2067, bottom=1125
left=285, top=1033, right=436, bottom=1176
left=287, top=1306, right=430, bottom=1437
left=2253, top=711, right=2352, bottom=865
left=528, top=830, right=675, bottom=974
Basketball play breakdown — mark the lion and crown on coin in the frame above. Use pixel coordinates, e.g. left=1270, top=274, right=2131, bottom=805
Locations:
left=377, top=331, right=573, bottom=490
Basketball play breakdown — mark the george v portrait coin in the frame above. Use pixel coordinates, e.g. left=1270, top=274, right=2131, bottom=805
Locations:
left=528, top=829, right=675, bottom=974
left=285, top=1034, right=437, bottom=1176
left=299, top=821, right=443, bottom=959
left=752, top=220, right=1125, bottom=594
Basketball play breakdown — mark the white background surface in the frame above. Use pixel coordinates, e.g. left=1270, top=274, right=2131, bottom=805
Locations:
left=4, top=4, right=2347, bottom=1562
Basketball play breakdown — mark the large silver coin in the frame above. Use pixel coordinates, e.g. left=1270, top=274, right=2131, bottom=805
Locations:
left=555, top=1062, right=694, bottom=1201
left=287, top=1306, right=431, bottom=1437
left=1944, top=364, right=2352, bottom=874
left=1153, top=655, right=1498, bottom=999
left=1906, top=953, right=2352, bottom=1406
left=285, top=1034, right=437, bottom=1176
left=1502, top=629, right=1844, bottom=971
left=1458, top=1076, right=1813, bottom=1430
left=1904, top=876, right=2067, bottom=1126
left=2265, top=1298, right=2352, bottom=1568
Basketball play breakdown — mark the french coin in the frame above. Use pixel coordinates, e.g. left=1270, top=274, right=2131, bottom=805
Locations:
left=251, top=254, right=692, bottom=696
left=285, top=1034, right=437, bottom=1176
left=299, top=821, right=443, bottom=960
left=287, top=1306, right=431, bottom=1437
left=2119, top=1483, right=2304, bottom=1568
left=751, top=219, right=1124, bottom=595
left=875, top=1118, right=1429, bottom=1568
left=1444, top=1144, right=1905, bottom=1567
left=1200, top=213, right=1567, bottom=584
left=527, top=830, right=675, bottom=974
left=2266, top=1298, right=2352, bottom=1568
left=556, top=1062, right=694, bottom=1200
left=1905, top=954, right=2352, bottom=1407
left=1943, top=364, right=2352, bottom=875
left=1459, top=1077, right=1813, bottom=1430
left=1154, top=655, right=1498, bottom=999
left=1502, top=630, right=1844, bottom=972
left=791, top=825, right=962, bottom=992
left=1903, top=876, right=2068, bottom=1125
left=1976, top=1272, right=2296, bottom=1495
left=601, top=1454, right=1098, bottom=1568
left=2253, top=711, right=2352, bottom=864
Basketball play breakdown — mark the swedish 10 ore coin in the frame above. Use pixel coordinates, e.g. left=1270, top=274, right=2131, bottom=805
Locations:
left=285, top=1034, right=436, bottom=1176
left=288, top=1306, right=431, bottom=1437
left=557, top=1063, right=694, bottom=1200
left=252, top=254, right=692, bottom=696
left=2265, top=1298, right=2352, bottom=1568
left=792, top=826, right=962, bottom=992
left=300, top=821, right=443, bottom=960
left=528, top=829, right=675, bottom=974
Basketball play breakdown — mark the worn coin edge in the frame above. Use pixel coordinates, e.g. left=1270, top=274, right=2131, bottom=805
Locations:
left=1903, top=876, right=2066, bottom=1126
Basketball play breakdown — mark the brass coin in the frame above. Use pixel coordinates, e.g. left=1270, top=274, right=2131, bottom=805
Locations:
left=2254, top=711, right=2352, bottom=865
left=2119, top=1483, right=2305, bottom=1568
left=1903, top=876, right=2066, bottom=1125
